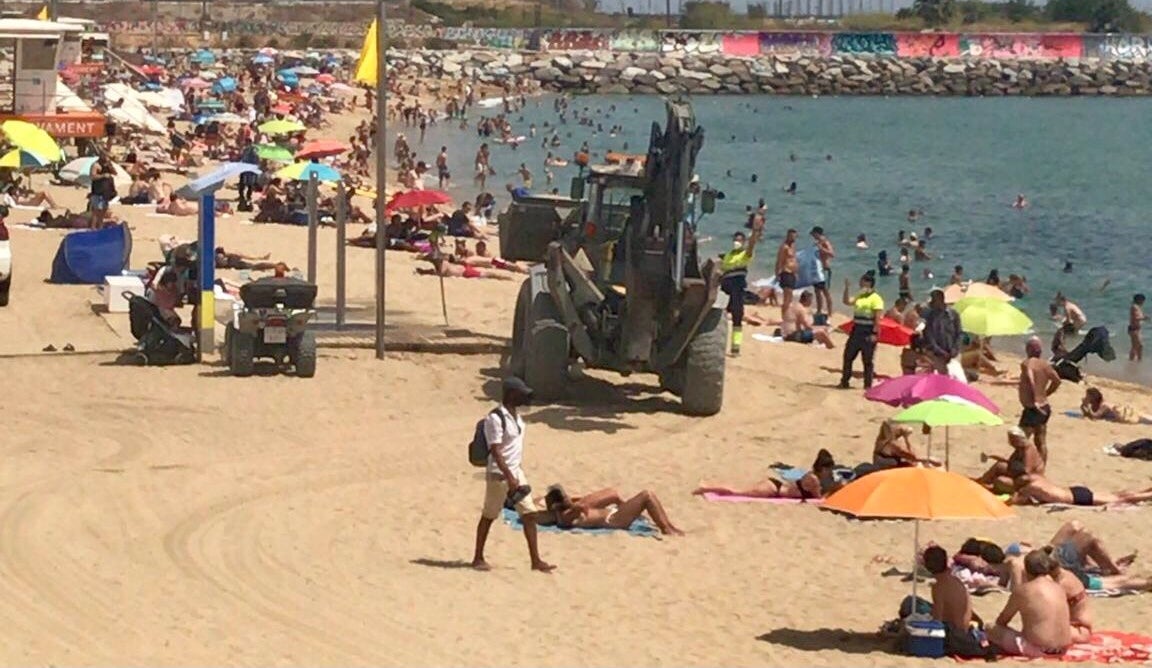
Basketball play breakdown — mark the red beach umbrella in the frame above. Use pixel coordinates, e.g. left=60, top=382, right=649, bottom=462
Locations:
left=316, top=73, right=336, bottom=84
left=837, top=317, right=914, bottom=347
left=386, top=189, right=452, bottom=211
left=295, top=139, right=350, bottom=160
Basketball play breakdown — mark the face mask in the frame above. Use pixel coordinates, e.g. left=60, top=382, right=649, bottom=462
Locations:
left=732, top=241, right=744, bottom=250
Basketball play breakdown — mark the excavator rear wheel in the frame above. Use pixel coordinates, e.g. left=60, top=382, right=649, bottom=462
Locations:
left=679, top=308, right=727, bottom=416
left=524, top=291, right=570, bottom=401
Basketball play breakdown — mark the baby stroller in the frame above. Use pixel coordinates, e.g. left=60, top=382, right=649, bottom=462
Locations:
left=1051, top=326, right=1115, bottom=383
left=125, top=292, right=196, bottom=365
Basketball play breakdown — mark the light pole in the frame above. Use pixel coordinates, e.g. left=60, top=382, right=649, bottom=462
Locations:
left=374, top=0, right=388, bottom=359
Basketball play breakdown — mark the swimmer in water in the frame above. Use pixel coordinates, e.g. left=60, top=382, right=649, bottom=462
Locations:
left=785, top=181, right=796, bottom=195
left=907, top=209, right=920, bottom=224
left=855, top=234, right=869, bottom=250
left=751, top=174, right=758, bottom=183
left=1012, top=193, right=1029, bottom=209
left=1063, top=260, right=1074, bottom=273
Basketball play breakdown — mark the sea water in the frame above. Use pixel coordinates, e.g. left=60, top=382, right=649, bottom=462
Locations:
left=422, top=95, right=1152, bottom=386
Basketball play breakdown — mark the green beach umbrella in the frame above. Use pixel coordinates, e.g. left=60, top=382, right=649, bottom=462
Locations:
left=254, top=143, right=294, bottom=161
left=954, top=297, right=1033, bottom=336
left=258, top=119, right=305, bottom=135
left=891, top=398, right=1003, bottom=470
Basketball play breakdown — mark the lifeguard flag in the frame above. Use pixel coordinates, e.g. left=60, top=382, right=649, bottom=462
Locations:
left=354, top=19, right=378, bottom=86
left=36, top=5, right=48, bottom=20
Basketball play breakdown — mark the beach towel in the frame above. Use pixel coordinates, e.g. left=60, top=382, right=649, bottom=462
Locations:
left=1044, top=502, right=1146, bottom=514
left=700, top=492, right=823, bottom=505
left=751, top=333, right=784, bottom=343
left=955, top=631, right=1152, bottom=663
left=500, top=508, right=658, bottom=537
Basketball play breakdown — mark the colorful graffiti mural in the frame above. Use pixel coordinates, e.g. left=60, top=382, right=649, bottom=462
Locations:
left=610, top=30, right=660, bottom=53
left=659, top=31, right=722, bottom=54
left=958, top=33, right=1082, bottom=59
left=757, top=32, right=830, bottom=57
left=441, top=27, right=526, bottom=49
left=721, top=32, right=760, bottom=57
left=832, top=32, right=897, bottom=56
left=895, top=33, right=959, bottom=58
left=1085, top=34, right=1152, bottom=60
left=538, top=30, right=610, bottom=52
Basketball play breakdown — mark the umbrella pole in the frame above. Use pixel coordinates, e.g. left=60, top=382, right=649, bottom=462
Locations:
left=911, top=519, right=920, bottom=611
left=945, top=426, right=951, bottom=471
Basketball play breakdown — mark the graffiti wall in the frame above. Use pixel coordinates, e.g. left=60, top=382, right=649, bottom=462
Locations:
left=610, top=30, right=660, bottom=52
left=659, top=31, right=722, bottom=54
left=958, top=33, right=1082, bottom=59
left=441, top=27, right=526, bottom=49
left=721, top=32, right=760, bottom=57
left=832, top=32, right=897, bottom=56
left=895, top=33, right=959, bottom=58
left=757, top=32, right=830, bottom=57
left=538, top=30, right=609, bottom=52
left=1084, top=34, right=1152, bottom=60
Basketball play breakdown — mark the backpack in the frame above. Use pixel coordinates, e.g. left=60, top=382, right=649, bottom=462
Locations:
left=468, top=408, right=507, bottom=467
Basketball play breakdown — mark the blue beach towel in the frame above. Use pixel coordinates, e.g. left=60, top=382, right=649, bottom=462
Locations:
left=501, top=508, right=659, bottom=537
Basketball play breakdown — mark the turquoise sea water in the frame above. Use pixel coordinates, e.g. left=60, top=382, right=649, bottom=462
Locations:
left=425, top=95, right=1152, bottom=385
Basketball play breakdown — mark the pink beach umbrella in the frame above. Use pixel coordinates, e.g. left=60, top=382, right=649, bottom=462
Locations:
left=182, top=77, right=211, bottom=90
left=865, top=374, right=1000, bottom=414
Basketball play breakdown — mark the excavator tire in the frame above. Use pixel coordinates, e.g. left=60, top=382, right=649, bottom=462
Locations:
left=508, top=278, right=531, bottom=378
left=679, top=308, right=727, bottom=416
left=524, top=291, right=570, bottom=401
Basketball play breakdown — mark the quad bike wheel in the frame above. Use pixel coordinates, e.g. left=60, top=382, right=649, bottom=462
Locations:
left=291, top=331, right=317, bottom=378
left=230, top=329, right=256, bottom=377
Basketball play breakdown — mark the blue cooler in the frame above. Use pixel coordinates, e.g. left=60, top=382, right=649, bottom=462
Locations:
left=905, top=620, right=946, bottom=658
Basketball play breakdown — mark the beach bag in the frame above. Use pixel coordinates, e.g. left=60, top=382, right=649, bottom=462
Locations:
left=468, top=408, right=506, bottom=467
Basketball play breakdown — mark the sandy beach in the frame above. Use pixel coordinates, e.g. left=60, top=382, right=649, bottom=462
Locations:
left=1, top=63, right=1151, bottom=667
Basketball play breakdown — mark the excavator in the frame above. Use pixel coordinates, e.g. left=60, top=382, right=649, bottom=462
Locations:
left=499, top=99, right=728, bottom=416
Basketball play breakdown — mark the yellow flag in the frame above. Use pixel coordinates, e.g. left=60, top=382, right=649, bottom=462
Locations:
left=354, top=19, right=378, bottom=87
left=36, top=5, right=48, bottom=20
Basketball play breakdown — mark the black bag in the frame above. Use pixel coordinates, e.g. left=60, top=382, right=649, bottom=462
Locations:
left=468, top=408, right=506, bottom=467
left=1118, top=438, right=1152, bottom=461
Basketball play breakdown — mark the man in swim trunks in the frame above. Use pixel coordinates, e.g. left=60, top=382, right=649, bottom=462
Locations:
left=987, top=549, right=1071, bottom=658
left=774, top=228, right=799, bottom=321
left=924, top=546, right=988, bottom=658
left=780, top=292, right=834, bottom=349
left=1009, top=473, right=1152, bottom=507
left=1129, top=294, right=1146, bottom=362
left=810, top=226, right=835, bottom=317
left=1018, top=337, right=1061, bottom=463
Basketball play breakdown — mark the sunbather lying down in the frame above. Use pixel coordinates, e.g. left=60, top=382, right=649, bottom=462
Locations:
left=541, top=486, right=684, bottom=536
left=1009, top=473, right=1152, bottom=507
left=692, top=449, right=839, bottom=502
left=415, top=256, right=515, bottom=281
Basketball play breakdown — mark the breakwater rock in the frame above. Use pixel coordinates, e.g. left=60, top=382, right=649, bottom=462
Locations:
left=388, top=49, right=1152, bottom=96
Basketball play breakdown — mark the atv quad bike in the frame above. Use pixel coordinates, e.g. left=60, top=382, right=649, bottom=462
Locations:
left=500, top=99, right=727, bottom=416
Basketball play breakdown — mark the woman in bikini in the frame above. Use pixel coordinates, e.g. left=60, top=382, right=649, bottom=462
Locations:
left=154, top=184, right=198, bottom=216
left=1009, top=473, right=1152, bottom=507
left=692, top=449, right=839, bottom=502
left=543, top=486, right=684, bottom=536
left=1080, top=387, right=1152, bottom=425
left=873, top=420, right=940, bottom=469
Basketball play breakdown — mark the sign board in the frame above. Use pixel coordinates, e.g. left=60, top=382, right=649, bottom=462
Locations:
left=2, top=112, right=106, bottom=138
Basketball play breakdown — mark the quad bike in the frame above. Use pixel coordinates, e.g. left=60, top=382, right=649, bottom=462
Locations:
left=223, top=277, right=318, bottom=378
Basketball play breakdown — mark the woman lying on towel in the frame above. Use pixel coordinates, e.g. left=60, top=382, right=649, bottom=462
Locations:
left=692, top=449, right=839, bottom=502
left=1008, top=473, right=1152, bottom=507
left=155, top=184, right=198, bottom=216
left=540, top=486, right=684, bottom=536
left=1080, top=387, right=1152, bottom=425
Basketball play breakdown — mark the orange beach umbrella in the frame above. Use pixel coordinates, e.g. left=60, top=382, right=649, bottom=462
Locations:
left=823, top=467, right=1013, bottom=606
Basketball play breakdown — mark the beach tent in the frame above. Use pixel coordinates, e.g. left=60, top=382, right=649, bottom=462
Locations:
left=49, top=223, right=133, bottom=285
left=212, top=77, right=237, bottom=95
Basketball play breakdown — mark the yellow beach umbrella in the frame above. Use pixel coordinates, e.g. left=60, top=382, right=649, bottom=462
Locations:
left=954, top=297, right=1033, bottom=337
left=0, top=120, right=63, bottom=162
left=0, top=148, right=52, bottom=169
left=257, top=119, right=305, bottom=136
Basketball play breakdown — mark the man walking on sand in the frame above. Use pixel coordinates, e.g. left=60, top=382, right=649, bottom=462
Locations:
left=1018, top=336, right=1061, bottom=464
left=472, top=377, right=556, bottom=573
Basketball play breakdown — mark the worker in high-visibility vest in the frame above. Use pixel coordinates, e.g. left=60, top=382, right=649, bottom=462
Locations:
left=719, top=213, right=764, bottom=356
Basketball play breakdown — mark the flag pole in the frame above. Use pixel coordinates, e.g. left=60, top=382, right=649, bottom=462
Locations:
left=374, top=1, right=388, bottom=360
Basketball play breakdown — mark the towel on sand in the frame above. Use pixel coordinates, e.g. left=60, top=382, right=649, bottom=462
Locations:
left=500, top=508, right=658, bottom=537
left=700, top=492, right=823, bottom=505
left=956, top=631, right=1152, bottom=663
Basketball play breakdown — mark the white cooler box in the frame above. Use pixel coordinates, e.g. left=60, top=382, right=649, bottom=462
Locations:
left=104, top=275, right=145, bottom=313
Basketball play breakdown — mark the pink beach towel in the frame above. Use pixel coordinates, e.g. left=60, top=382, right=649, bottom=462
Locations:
left=955, top=631, right=1152, bottom=663
left=700, top=492, right=824, bottom=505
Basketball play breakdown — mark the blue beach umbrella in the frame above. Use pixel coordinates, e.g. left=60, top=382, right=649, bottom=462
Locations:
left=175, top=162, right=261, bottom=200
left=211, top=76, right=237, bottom=95
left=275, top=161, right=341, bottom=183
left=252, top=54, right=274, bottom=65
left=0, top=148, right=53, bottom=169
left=191, top=49, right=215, bottom=65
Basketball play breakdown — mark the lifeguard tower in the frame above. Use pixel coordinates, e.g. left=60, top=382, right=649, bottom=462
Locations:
left=57, top=17, right=110, bottom=69
left=0, top=18, right=104, bottom=138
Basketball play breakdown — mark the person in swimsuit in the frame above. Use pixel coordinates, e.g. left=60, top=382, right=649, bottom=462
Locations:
left=1018, top=337, right=1061, bottom=463
left=416, top=256, right=515, bottom=281
left=542, top=486, right=684, bottom=536
left=1129, top=294, right=1147, bottom=362
left=1008, top=473, right=1152, bottom=507
left=1080, top=387, right=1152, bottom=425
left=872, top=420, right=939, bottom=469
left=693, top=449, right=838, bottom=502
left=988, top=549, right=1071, bottom=658
left=774, top=228, right=799, bottom=320
left=974, top=427, right=1044, bottom=494
left=215, top=247, right=281, bottom=271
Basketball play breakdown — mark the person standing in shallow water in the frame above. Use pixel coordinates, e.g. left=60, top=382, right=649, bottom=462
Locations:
left=1129, top=294, right=1147, bottom=362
